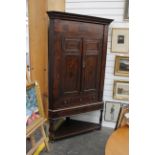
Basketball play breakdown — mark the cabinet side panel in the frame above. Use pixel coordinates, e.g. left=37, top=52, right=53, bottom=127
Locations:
left=99, top=25, right=109, bottom=101
left=48, top=19, right=55, bottom=110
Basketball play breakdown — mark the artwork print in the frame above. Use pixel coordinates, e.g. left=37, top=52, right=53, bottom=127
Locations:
left=117, top=35, right=124, bottom=44
left=26, top=87, right=40, bottom=126
left=113, top=81, right=129, bottom=101
left=119, top=59, right=129, bottom=71
left=111, top=28, right=129, bottom=53
left=115, top=56, right=129, bottom=76
left=104, top=101, right=121, bottom=122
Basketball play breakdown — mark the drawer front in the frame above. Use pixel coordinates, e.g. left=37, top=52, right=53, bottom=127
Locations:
left=53, top=94, right=98, bottom=110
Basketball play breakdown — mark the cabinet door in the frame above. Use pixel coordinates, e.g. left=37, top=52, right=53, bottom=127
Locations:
left=82, top=39, right=102, bottom=93
left=62, top=37, right=82, bottom=95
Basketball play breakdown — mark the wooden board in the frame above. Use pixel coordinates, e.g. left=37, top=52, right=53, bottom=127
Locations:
left=48, top=0, right=65, bottom=11
left=28, top=0, right=48, bottom=95
left=28, top=0, right=66, bottom=119
left=105, top=125, right=129, bottom=155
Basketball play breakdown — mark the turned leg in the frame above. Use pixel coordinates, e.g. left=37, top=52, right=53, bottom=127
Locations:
left=99, top=109, right=103, bottom=129
left=49, top=120, right=55, bottom=142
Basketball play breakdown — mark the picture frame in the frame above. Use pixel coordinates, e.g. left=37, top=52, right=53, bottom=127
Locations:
left=113, top=80, right=129, bottom=101
left=114, top=56, right=129, bottom=76
left=26, top=82, right=44, bottom=127
left=111, top=28, right=129, bottom=53
left=104, top=101, right=122, bottom=122
left=115, top=104, right=129, bottom=129
left=124, top=0, right=129, bottom=20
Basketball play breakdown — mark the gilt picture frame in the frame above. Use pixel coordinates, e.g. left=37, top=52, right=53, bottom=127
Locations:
left=104, top=101, right=122, bottom=122
left=114, top=56, right=129, bottom=76
left=111, top=28, right=129, bottom=53
left=113, top=80, right=129, bottom=101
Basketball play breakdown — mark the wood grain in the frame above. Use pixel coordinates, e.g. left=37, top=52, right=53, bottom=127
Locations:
left=28, top=0, right=48, bottom=95
left=47, top=11, right=113, bottom=139
left=105, top=126, right=129, bottom=155
left=28, top=0, right=65, bottom=118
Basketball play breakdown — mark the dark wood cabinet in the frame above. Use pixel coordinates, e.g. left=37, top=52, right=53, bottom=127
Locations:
left=47, top=11, right=113, bottom=140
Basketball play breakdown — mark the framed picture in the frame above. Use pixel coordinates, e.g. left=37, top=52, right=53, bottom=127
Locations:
left=26, top=82, right=44, bottom=127
left=104, top=101, right=122, bottom=122
left=124, top=0, right=129, bottom=20
left=113, top=80, right=129, bottom=101
left=111, top=28, right=129, bottom=53
left=115, top=104, right=129, bottom=129
left=114, top=56, right=129, bottom=76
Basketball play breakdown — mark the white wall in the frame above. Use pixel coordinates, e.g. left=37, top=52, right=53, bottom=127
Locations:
left=65, top=0, right=129, bottom=128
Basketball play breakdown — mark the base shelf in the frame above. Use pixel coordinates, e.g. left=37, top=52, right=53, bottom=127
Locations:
left=49, top=119, right=101, bottom=141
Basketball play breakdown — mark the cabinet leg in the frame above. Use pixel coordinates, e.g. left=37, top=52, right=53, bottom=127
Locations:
left=66, top=117, right=70, bottom=122
left=99, top=109, right=103, bottom=129
left=66, top=117, right=70, bottom=126
left=49, top=120, right=54, bottom=141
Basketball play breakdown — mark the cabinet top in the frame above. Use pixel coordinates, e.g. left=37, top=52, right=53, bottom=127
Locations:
left=47, top=11, right=113, bottom=25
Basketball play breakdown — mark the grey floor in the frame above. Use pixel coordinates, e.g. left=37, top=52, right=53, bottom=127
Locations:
left=40, top=127, right=113, bottom=155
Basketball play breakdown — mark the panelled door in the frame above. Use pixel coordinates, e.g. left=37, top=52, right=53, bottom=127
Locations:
left=52, top=36, right=103, bottom=109
left=82, top=38, right=102, bottom=94
left=62, top=37, right=82, bottom=95
left=62, top=37, right=102, bottom=96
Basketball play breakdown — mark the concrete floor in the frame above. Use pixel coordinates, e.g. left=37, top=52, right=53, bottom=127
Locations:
left=40, top=127, right=113, bottom=155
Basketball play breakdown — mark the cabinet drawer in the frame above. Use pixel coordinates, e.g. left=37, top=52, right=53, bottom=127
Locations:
left=53, top=94, right=98, bottom=110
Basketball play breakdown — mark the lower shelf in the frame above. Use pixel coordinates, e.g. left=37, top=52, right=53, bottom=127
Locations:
left=49, top=119, right=101, bottom=141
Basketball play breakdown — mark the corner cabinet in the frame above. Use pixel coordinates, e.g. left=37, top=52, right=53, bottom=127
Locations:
left=47, top=11, right=113, bottom=140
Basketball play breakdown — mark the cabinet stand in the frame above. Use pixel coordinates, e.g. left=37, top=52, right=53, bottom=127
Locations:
left=49, top=110, right=103, bottom=141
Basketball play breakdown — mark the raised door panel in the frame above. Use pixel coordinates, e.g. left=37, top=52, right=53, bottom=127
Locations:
left=62, top=37, right=82, bottom=95
left=82, top=39, right=102, bottom=93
